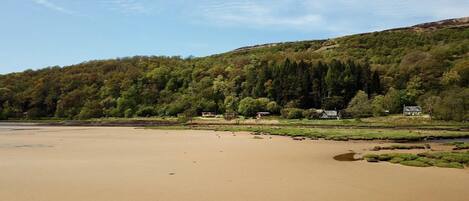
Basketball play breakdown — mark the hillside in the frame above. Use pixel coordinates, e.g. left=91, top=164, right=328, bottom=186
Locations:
left=0, top=17, right=468, bottom=121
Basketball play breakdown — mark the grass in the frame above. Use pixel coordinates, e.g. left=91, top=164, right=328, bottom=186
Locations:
left=146, top=124, right=469, bottom=141
left=279, top=115, right=468, bottom=129
left=445, top=142, right=469, bottom=150
left=371, top=144, right=430, bottom=151
left=209, top=126, right=469, bottom=141
left=5, top=115, right=469, bottom=142
left=3, top=115, right=468, bottom=130
left=364, top=152, right=469, bottom=169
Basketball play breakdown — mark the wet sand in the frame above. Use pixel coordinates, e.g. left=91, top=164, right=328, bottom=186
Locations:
left=0, top=126, right=468, bottom=201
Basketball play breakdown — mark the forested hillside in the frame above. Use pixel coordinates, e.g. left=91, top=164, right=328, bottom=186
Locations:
left=1, top=17, right=468, bottom=121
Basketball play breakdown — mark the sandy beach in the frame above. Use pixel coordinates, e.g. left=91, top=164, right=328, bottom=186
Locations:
left=0, top=126, right=468, bottom=201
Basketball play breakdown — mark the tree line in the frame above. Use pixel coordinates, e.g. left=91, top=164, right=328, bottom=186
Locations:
left=0, top=26, right=468, bottom=121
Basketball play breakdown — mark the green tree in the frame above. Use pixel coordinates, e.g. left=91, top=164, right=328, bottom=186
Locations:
left=422, top=96, right=441, bottom=120
left=371, top=95, right=386, bottom=117
left=237, top=97, right=271, bottom=117
left=238, top=97, right=258, bottom=117
left=223, top=96, right=239, bottom=113
left=346, top=91, right=372, bottom=118
left=383, top=87, right=401, bottom=114
left=78, top=100, right=103, bottom=119
left=405, top=76, right=424, bottom=104
left=266, top=101, right=280, bottom=114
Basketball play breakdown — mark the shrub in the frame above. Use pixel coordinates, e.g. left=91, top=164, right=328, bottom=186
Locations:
left=238, top=97, right=273, bottom=117
left=266, top=101, right=281, bottom=114
left=281, top=108, right=304, bottom=119
left=378, top=154, right=392, bottom=161
left=303, top=109, right=319, bottom=119
left=124, top=108, right=134, bottom=118
left=434, top=161, right=464, bottom=169
left=364, top=154, right=379, bottom=162
left=389, top=157, right=404, bottom=164
left=371, top=95, right=386, bottom=117
left=136, top=106, right=157, bottom=117
left=400, top=160, right=431, bottom=167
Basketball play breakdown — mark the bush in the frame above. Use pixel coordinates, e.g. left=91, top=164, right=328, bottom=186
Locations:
left=389, top=157, right=404, bottom=164
left=238, top=97, right=273, bottom=117
left=378, top=154, right=392, bottom=161
left=77, top=100, right=103, bottom=119
left=266, top=101, right=281, bottom=114
left=434, top=161, right=464, bottom=169
left=281, top=108, right=304, bottom=119
left=303, top=109, right=319, bottom=119
left=124, top=108, right=134, bottom=118
left=136, top=106, right=157, bottom=117
left=371, top=95, right=386, bottom=117
left=400, top=160, right=431, bottom=167
left=238, top=97, right=258, bottom=117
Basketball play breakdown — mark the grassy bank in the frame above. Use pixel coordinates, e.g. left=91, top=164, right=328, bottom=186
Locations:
left=146, top=125, right=469, bottom=141
left=2, top=115, right=467, bottom=130
left=364, top=152, right=469, bottom=169
left=279, top=115, right=468, bottom=129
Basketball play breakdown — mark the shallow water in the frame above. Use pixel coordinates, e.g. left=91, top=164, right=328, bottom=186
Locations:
left=426, top=138, right=469, bottom=143
left=333, top=152, right=361, bottom=161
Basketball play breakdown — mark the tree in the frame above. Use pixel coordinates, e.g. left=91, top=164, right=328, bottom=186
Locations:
left=325, top=60, right=342, bottom=97
left=405, top=76, right=424, bottom=104
left=136, top=106, right=157, bottom=117
left=371, top=95, right=386, bottom=117
left=422, top=96, right=441, bottom=120
left=238, top=97, right=258, bottom=117
left=383, top=87, right=401, bottom=114
left=433, top=88, right=469, bottom=121
left=223, top=96, right=239, bottom=113
left=441, top=70, right=461, bottom=86
left=451, top=59, right=469, bottom=87
left=237, top=97, right=272, bottom=117
left=266, top=101, right=280, bottom=114
left=78, top=100, right=103, bottom=119
left=346, top=91, right=372, bottom=118
left=281, top=108, right=304, bottom=119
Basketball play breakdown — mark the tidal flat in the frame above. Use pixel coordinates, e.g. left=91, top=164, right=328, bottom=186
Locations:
left=0, top=126, right=468, bottom=201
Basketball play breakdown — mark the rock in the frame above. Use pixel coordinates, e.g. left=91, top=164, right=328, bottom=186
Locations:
left=424, top=144, right=431, bottom=149
left=292, top=137, right=306, bottom=141
left=366, top=158, right=379, bottom=162
left=371, top=146, right=381, bottom=151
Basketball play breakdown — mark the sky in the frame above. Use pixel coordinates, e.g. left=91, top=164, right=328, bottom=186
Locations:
left=0, top=0, right=468, bottom=74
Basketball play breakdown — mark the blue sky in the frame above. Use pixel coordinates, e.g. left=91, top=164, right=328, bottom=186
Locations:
left=1, top=0, right=468, bottom=74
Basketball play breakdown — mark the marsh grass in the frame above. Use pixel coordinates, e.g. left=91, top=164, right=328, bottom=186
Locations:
left=371, top=144, right=429, bottom=151
left=146, top=124, right=469, bottom=141
left=364, top=152, right=469, bottom=169
left=212, top=126, right=469, bottom=141
left=445, top=142, right=469, bottom=150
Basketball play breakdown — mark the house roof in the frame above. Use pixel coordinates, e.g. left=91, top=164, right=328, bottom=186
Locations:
left=322, top=110, right=338, bottom=116
left=404, top=106, right=422, bottom=112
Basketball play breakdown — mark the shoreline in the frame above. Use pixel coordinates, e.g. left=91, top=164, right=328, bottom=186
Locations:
left=2, top=121, right=469, bottom=143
